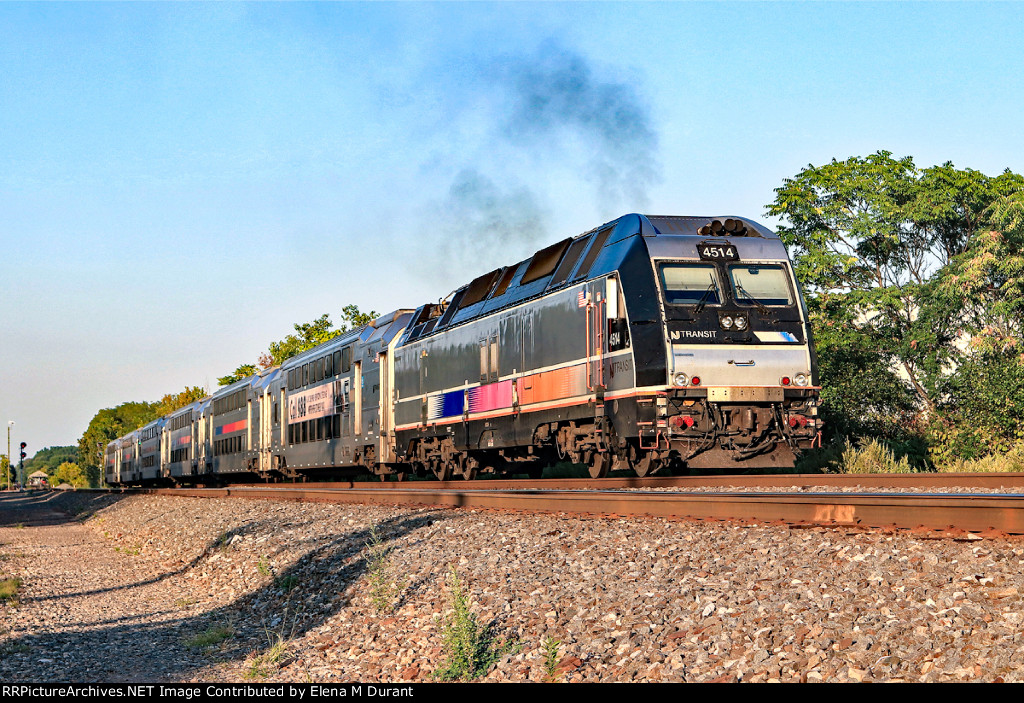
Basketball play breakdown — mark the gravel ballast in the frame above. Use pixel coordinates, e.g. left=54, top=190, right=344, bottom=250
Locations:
left=2, top=489, right=1024, bottom=683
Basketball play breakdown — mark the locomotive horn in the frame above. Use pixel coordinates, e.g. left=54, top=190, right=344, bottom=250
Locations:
left=724, top=218, right=737, bottom=232
left=710, top=219, right=723, bottom=233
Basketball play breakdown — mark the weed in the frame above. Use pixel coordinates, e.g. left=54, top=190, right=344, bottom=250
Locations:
left=364, top=524, right=405, bottom=615
left=214, top=532, right=231, bottom=552
left=12, top=524, right=23, bottom=530
left=257, top=557, right=273, bottom=577
left=185, top=625, right=234, bottom=649
left=245, top=611, right=295, bottom=679
left=838, top=438, right=916, bottom=474
left=0, top=642, right=30, bottom=655
left=432, top=567, right=513, bottom=681
left=542, top=635, right=562, bottom=682
left=275, top=575, right=299, bottom=592
left=939, top=443, right=1024, bottom=473
left=245, top=633, right=288, bottom=679
left=175, top=597, right=196, bottom=608
left=0, top=577, right=22, bottom=605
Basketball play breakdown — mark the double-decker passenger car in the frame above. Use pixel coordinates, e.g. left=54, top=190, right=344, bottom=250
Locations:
left=106, top=214, right=821, bottom=486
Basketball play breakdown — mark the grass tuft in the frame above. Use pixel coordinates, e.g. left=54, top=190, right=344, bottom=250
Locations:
left=244, top=611, right=295, bottom=679
left=185, top=625, right=234, bottom=649
left=0, top=577, right=23, bottom=605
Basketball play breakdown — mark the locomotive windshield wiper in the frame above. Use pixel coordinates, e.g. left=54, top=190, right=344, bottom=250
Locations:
left=693, top=281, right=718, bottom=313
left=733, top=282, right=769, bottom=314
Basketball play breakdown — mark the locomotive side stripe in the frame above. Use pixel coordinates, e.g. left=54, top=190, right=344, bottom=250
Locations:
left=399, top=348, right=633, bottom=405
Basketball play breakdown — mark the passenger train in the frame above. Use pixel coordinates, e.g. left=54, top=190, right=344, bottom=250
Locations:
left=106, top=214, right=821, bottom=485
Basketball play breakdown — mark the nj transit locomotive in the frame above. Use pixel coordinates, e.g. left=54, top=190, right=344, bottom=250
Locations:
left=105, top=213, right=821, bottom=485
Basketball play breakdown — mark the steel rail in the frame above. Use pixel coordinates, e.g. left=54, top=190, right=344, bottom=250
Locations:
left=234, top=472, right=1024, bottom=491
left=146, top=485, right=1024, bottom=535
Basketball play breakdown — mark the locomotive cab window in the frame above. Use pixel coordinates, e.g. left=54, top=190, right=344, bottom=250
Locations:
left=658, top=264, right=722, bottom=306
left=728, top=264, right=794, bottom=307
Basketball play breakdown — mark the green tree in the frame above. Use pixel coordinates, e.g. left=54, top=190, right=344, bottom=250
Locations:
left=77, top=401, right=160, bottom=486
left=155, top=386, right=207, bottom=415
left=21, top=445, right=78, bottom=476
left=769, top=152, right=1024, bottom=414
left=257, top=308, right=378, bottom=370
left=217, top=364, right=257, bottom=387
left=52, top=461, right=88, bottom=488
left=938, top=192, right=1024, bottom=352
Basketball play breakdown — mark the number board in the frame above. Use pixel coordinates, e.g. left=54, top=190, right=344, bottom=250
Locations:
left=698, top=243, right=739, bottom=261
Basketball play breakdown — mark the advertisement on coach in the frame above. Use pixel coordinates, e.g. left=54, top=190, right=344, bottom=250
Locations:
left=287, top=381, right=339, bottom=424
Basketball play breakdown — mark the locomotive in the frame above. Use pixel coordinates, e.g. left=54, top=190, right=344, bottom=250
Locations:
left=106, top=213, right=821, bottom=485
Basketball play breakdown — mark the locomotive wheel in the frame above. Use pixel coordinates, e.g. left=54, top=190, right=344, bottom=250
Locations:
left=588, top=451, right=610, bottom=479
left=432, top=460, right=454, bottom=481
left=633, top=454, right=661, bottom=477
left=457, top=456, right=479, bottom=481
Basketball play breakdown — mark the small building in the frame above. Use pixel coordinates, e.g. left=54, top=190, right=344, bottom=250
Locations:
left=27, top=471, right=49, bottom=489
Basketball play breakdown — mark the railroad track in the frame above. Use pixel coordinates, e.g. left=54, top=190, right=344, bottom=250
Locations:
left=100, top=472, right=1024, bottom=537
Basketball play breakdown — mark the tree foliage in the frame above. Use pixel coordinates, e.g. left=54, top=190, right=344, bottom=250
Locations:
left=256, top=307, right=378, bottom=371
left=52, top=461, right=88, bottom=488
left=217, top=364, right=257, bottom=388
left=769, top=152, right=1024, bottom=459
left=155, top=386, right=207, bottom=416
left=20, top=445, right=78, bottom=476
left=77, top=401, right=159, bottom=486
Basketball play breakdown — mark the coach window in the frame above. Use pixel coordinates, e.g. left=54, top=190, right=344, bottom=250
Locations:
left=342, top=347, right=352, bottom=373
left=325, top=353, right=334, bottom=377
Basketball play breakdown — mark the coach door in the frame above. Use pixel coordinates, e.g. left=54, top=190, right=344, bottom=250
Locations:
left=586, top=283, right=606, bottom=392
left=259, top=389, right=272, bottom=474
left=379, top=351, right=395, bottom=463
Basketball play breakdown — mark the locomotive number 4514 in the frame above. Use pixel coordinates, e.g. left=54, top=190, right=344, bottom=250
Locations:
left=698, top=244, right=739, bottom=261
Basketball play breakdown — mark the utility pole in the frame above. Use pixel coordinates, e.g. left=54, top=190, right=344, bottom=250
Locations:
left=5, top=421, right=13, bottom=490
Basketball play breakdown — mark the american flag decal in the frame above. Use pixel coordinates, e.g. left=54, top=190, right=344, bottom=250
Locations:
left=577, top=290, right=587, bottom=308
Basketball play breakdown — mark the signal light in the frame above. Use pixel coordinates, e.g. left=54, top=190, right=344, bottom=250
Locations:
left=690, top=376, right=701, bottom=386
left=781, top=376, right=791, bottom=386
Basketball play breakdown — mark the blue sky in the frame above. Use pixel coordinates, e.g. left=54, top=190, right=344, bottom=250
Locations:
left=2, top=2, right=1023, bottom=457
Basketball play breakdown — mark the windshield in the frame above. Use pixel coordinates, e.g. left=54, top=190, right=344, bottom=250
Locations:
left=728, top=265, right=794, bottom=306
left=659, top=264, right=722, bottom=305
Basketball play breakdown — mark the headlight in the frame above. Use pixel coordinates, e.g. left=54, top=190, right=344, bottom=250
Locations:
left=673, top=373, right=688, bottom=387
left=721, top=316, right=733, bottom=329
left=795, top=373, right=808, bottom=386
left=734, top=316, right=747, bottom=330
